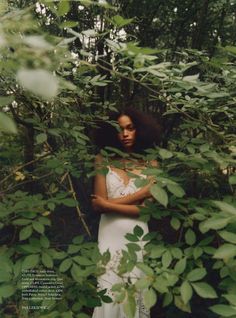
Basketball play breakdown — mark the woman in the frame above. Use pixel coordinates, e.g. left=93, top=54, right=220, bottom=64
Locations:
left=92, top=107, right=161, bottom=318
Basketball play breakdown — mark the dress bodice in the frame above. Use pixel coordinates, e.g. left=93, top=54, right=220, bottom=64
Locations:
left=106, top=167, right=143, bottom=199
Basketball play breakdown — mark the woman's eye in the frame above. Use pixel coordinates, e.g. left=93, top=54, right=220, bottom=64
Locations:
left=127, top=126, right=135, bottom=131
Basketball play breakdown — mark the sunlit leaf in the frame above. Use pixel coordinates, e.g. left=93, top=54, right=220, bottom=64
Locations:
left=16, top=69, right=59, bottom=100
left=0, top=112, right=17, bottom=134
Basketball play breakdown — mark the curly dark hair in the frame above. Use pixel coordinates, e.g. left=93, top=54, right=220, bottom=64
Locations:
left=94, top=107, right=162, bottom=154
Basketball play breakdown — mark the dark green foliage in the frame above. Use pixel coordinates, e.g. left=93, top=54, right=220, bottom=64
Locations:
left=0, top=1, right=235, bottom=317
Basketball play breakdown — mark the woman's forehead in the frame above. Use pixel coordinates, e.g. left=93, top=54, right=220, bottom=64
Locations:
left=117, top=115, right=133, bottom=127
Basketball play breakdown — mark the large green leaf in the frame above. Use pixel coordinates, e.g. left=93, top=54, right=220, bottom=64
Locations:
left=59, top=258, right=72, bottom=272
left=210, top=304, right=236, bottom=317
left=187, top=268, right=207, bottom=282
left=32, top=221, right=45, bottom=234
left=22, top=254, right=40, bottom=269
left=143, top=288, right=157, bottom=309
left=174, top=257, right=186, bottom=275
left=199, top=217, right=230, bottom=233
left=41, top=252, right=53, bottom=268
left=192, top=282, right=217, bottom=299
left=150, top=184, right=168, bottom=207
left=0, top=284, right=15, bottom=298
left=0, top=112, right=17, bottom=134
left=213, top=201, right=236, bottom=216
left=219, top=231, right=236, bottom=244
left=19, top=225, right=33, bottom=241
left=213, top=244, right=236, bottom=259
left=167, top=184, right=185, bottom=198
left=16, top=69, right=59, bottom=100
left=185, top=229, right=196, bottom=245
left=180, top=281, right=193, bottom=304
left=123, top=294, right=136, bottom=318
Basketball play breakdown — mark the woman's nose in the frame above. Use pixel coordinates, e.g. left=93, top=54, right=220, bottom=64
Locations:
left=123, top=129, right=129, bottom=137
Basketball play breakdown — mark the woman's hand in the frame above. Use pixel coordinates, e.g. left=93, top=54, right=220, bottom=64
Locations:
left=91, top=194, right=109, bottom=213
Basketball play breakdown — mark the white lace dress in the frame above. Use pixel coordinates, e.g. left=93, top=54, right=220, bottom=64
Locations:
left=92, top=167, right=150, bottom=318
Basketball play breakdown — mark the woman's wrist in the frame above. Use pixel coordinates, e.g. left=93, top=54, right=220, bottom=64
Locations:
left=102, top=200, right=112, bottom=212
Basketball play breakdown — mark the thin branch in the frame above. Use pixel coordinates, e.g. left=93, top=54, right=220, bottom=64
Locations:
left=0, top=152, right=52, bottom=186
left=67, top=173, right=91, bottom=237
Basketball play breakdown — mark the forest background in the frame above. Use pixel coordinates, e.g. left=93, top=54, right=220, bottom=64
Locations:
left=0, top=0, right=236, bottom=317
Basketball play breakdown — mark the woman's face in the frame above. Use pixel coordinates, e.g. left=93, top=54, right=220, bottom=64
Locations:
left=117, top=115, right=136, bottom=152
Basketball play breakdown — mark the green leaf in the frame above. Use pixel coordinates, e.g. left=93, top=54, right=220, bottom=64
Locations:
left=162, top=251, right=172, bottom=268
left=32, top=221, right=45, bottom=234
left=183, top=74, right=199, bottom=82
left=57, top=0, right=70, bottom=16
left=111, top=15, right=133, bottom=28
left=36, top=133, right=47, bottom=144
left=219, top=231, right=236, bottom=244
left=0, top=270, right=11, bottom=283
left=73, top=256, right=93, bottom=266
left=133, top=225, right=144, bottom=237
left=41, top=252, right=53, bottom=268
left=59, top=258, right=72, bottom=272
left=127, top=243, right=141, bottom=252
left=174, top=257, right=186, bottom=275
left=0, top=284, right=15, bottom=298
left=136, top=263, right=154, bottom=275
left=153, top=276, right=169, bottom=293
left=192, top=282, right=217, bottom=299
left=16, top=69, right=59, bottom=100
left=62, top=198, right=77, bottom=207
left=150, top=184, right=168, bottom=207
left=135, top=277, right=151, bottom=290
left=185, top=229, right=196, bottom=245
left=23, top=36, right=53, bottom=50
left=163, top=292, right=173, bottom=307
left=174, top=295, right=191, bottom=313
left=149, top=245, right=166, bottom=258
left=60, top=21, right=78, bottom=28
left=38, top=216, right=51, bottom=226
left=0, top=96, right=14, bottom=106
left=67, top=244, right=81, bottom=254
left=170, top=217, right=181, bottom=230
left=159, top=149, right=173, bottom=159
left=143, top=288, right=157, bottom=309
left=223, top=294, right=236, bottom=306
left=213, top=244, right=236, bottom=259
left=193, top=247, right=203, bottom=260
left=229, top=175, right=236, bottom=185
left=40, top=236, right=50, bottom=248
left=180, top=281, right=193, bottom=304
left=125, top=233, right=139, bottom=242
left=187, top=268, right=207, bottom=282
left=210, top=304, right=236, bottom=317
left=22, top=254, right=40, bottom=270
left=123, top=294, right=136, bottom=318
left=12, top=219, right=31, bottom=226
left=0, top=112, right=17, bottom=134
left=167, top=184, right=185, bottom=198
left=171, top=247, right=183, bottom=259
left=72, top=235, right=84, bottom=245
left=200, top=217, right=230, bottom=233
left=19, top=225, right=32, bottom=241
left=213, top=201, right=236, bottom=216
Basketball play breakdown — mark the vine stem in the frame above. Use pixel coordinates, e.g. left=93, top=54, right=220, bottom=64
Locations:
left=67, top=173, right=91, bottom=237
